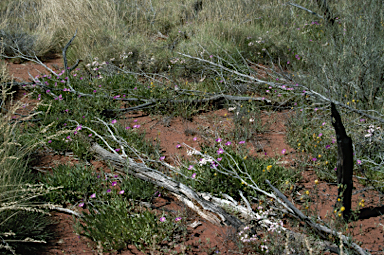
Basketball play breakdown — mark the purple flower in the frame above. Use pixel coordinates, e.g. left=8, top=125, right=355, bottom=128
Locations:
left=225, top=141, right=232, bottom=146
left=119, top=190, right=125, bottom=194
left=93, top=90, right=97, bottom=93
left=79, top=202, right=84, bottom=207
left=107, top=189, right=111, bottom=193
left=88, top=134, right=92, bottom=137
left=287, top=61, right=290, bottom=64
left=193, top=137, right=197, bottom=141
left=188, top=165, right=194, bottom=170
left=160, top=156, right=165, bottom=161
left=111, top=119, right=117, bottom=124
left=112, top=181, right=117, bottom=186
left=90, top=193, right=96, bottom=198
left=318, top=133, right=323, bottom=137
left=175, top=217, right=182, bottom=222
left=46, top=89, right=51, bottom=93
left=312, top=158, right=317, bottom=162
left=48, top=140, right=52, bottom=143
left=176, top=144, right=181, bottom=149
left=160, top=217, right=166, bottom=222
left=239, top=141, right=245, bottom=144
left=217, top=148, right=224, bottom=155
left=115, top=148, right=120, bottom=152
left=192, top=173, right=197, bottom=179
left=281, top=149, right=286, bottom=154
left=216, top=138, right=222, bottom=142
left=325, top=145, right=331, bottom=149
left=217, top=157, right=222, bottom=161
left=357, top=160, right=362, bottom=165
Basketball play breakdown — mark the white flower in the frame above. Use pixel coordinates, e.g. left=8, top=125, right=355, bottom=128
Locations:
left=198, top=158, right=213, bottom=166
left=249, top=118, right=254, bottom=123
left=228, top=107, right=236, bottom=111
left=187, top=149, right=200, bottom=156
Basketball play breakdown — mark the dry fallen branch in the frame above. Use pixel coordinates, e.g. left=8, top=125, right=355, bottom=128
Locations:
left=265, top=180, right=370, bottom=255
left=90, top=142, right=244, bottom=229
left=177, top=52, right=384, bottom=125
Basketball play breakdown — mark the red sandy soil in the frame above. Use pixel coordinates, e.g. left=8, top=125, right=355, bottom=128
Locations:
left=4, top=57, right=384, bottom=254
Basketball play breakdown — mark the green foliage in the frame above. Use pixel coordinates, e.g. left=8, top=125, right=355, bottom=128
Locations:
left=179, top=143, right=298, bottom=202
left=0, top=211, right=53, bottom=255
left=39, top=164, right=102, bottom=205
left=120, top=174, right=156, bottom=202
left=76, top=195, right=179, bottom=252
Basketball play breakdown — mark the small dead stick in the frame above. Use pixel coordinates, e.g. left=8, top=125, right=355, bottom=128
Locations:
left=331, top=102, right=353, bottom=219
left=62, top=30, right=82, bottom=91
left=265, top=180, right=370, bottom=255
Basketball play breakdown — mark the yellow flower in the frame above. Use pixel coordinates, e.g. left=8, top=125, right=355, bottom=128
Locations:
left=305, top=190, right=309, bottom=195
left=214, top=173, right=217, bottom=176
left=352, top=99, right=355, bottom=103
left=262, top=169, right=265, bottom=172
left=314, top=180, right=319, bottom=185
left=298, top=143, right=301, bottom=146
left=224, top=113, right=227, bottom=116
left=305, top=206, right=309, bottom=209
left=266, top=165, right=272, bottom=171
left=290, top=186, right=293, bottom=190
left=325, top=161, right=328, bottom=165
left=338, top=213, right=342, bottom=217
left=334, top=210, right=337, bottom=213
left=243, top=156, right=247, bottom=160
left=340, top=206, right=345, bottom=212
left=337, top=198, right=341, bottom=202
left=285, top=180, right=289, bottom=184
left=361, top=199, right=365, bottom=203
left=318, top=154, right=321, bottom=158
left=302, top=149, right=304, bottom=152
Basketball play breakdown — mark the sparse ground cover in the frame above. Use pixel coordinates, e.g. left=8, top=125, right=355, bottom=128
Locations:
left=1, top=0, right=384, bottom=254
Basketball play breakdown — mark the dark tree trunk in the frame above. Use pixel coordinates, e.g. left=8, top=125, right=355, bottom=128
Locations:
left=315, top=0, right=336, bottom=25
left=331, top=102, right=353, bottom=219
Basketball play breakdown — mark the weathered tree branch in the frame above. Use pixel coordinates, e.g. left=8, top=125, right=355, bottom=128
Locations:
left=265, top=180, right=370, bottom=255
left=89, top=142, right=245, bottom=229
left=178, top=52, right=384, bottom=125
left=287, top=3, right=324, bottom=19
